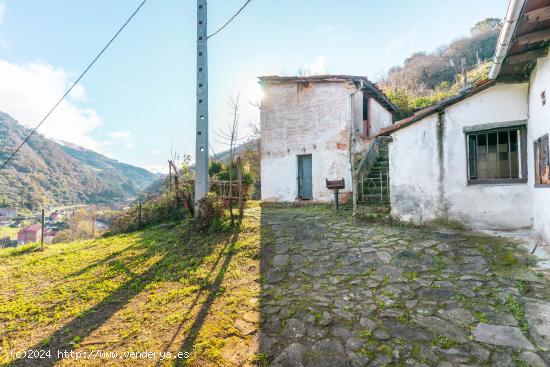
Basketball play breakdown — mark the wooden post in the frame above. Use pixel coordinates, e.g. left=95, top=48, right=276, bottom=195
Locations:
left=352, top=172, right=358, bottom=223
left=237, top=156, right=243, bottom=218
left=41, top=209, right=45, bottom=245
left=138, top=202, right=142, bottom=229
left=168, top=160, right=172, bottom=189
left=169, top=160, right=182, bottom=208
left=91, top=206, right=96, bottom=238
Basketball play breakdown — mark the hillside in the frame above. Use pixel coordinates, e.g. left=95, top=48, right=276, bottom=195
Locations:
left=0, top=111, right=157, bottom=209
left=381, top=18, right=501, bottom=119
left=0, top=204, right=262, bottom=366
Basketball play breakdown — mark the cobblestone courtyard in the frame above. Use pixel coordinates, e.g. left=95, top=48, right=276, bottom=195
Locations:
left=258, top=206, right=550, bottom=367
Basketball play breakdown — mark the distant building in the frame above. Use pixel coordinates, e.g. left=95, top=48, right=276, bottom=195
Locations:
left=0, top=237, right=12, bottom=248
left=95, top=221, right=107, bottom=231
left=17, top=224, right=42, bottom=245
left=0, top=208, right=17, bottom=219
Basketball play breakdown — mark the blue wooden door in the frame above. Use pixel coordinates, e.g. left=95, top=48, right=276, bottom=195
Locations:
left=298, top=155, right=312, bottom=199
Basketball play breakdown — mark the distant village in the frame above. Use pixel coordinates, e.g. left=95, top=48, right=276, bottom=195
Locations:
left=0, top=203, right=127, bottom=248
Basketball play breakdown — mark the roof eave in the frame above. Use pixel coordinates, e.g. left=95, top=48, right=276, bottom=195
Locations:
left=375, top=79, right=498, bottom=137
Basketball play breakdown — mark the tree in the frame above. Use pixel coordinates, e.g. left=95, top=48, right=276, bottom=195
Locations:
left=380, top=18, right=502, bottom=119
left=241, top=122, right=261, bottom=199
left=214, top=94, right=244, bottom=227
left=471, top=18, right=501, bottom=35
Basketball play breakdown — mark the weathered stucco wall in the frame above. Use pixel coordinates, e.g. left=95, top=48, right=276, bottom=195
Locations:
left=389, top=115, right=440, bottom=223
left=529, top=53, right=550, bottom=243
left=260, top=81, right=356, bottom=202
left=369, top=98, right=394, bottom=136
left=390, top=83, right=532, bottom=230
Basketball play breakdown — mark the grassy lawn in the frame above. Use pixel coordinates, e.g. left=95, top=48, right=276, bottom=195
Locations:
left=0, top=205, right=263, bottom=366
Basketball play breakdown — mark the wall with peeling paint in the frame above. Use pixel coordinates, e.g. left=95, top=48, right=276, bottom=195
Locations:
left=390, top=83, right=532, bottom=230
left=389, top=115, right=440, bottom=223
left=260, top=81, right=356, bottom=202
left=260, top=80, right=394, bottom=202
left=529, top=53, right=550, bottom=244
left=369, top=98, right=394, bottom=136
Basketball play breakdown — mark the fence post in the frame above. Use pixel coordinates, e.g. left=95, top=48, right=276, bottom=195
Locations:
left=352, top=172, right=358, bottom=223
left=41, top=209, right=45, bottom=245
left=168, top=160, right=172, bottom=190
left=237, top=156, right=244, bottom=218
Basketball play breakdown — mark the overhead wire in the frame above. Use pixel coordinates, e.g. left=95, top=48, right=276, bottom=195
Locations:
left=207, top=0, right=253, bottom=40
left=0, top=0, right=149, bottom=172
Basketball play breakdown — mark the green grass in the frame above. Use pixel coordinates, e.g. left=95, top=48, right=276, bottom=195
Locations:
left=0, top=205, right=264, bottom=366
left=0, top=226, right=18, bottom=240
left=431, top=335, right=457, bottom=349
left=506, top=294, right=530, bottom=335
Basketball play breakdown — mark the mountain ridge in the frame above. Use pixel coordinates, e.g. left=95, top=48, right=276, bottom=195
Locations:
left=0, top=111, right=157, bottom=209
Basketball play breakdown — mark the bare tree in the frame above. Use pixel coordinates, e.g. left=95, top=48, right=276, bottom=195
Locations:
left=214, top=93, right=242, bottom=226
left=227, top=94, right=240, bottom=226
left=168, top=148, right=194, bottom=216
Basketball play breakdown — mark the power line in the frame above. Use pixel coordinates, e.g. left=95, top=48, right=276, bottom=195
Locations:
left=0, top=0, right=149, bottom=172
left=207, top=0, right=253, bottom=40
left=209, top=143, right=219, bottom=161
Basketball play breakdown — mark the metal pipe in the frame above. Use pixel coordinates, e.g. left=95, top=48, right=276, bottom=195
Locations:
left=349, top=82, right=364, bottom=219
left=488, top=0, right=527, bottom=79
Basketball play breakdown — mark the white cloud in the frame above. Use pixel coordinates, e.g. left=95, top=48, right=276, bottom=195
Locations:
left=108, top=130, right=133, bottom=149
left=316, top=26, right=334, bottom=33
left=142, top=164, right=167, bottom=175
left=149, top=148, right=161, bottom=155
left=0, top=59, right=103, bottom=150
left=300, top=56, right=327, bottom=76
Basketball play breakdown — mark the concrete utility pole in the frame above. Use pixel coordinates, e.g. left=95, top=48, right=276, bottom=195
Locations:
left=194, top=0, right=209, bottom=212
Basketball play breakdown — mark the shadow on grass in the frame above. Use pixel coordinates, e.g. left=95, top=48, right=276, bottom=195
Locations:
left=4, top=243, right=41, bottom=257
left=175, top=232, right=239, bottom=367
left=64, top=246, right=131, bottom=279
left=8, top=225, right=231, bottom=367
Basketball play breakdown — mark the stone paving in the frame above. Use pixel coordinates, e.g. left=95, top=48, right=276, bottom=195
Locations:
left=258, top=206, right=550, bottom=367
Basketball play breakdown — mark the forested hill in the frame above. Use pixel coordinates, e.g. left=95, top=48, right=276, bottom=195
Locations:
left=380, top=18, right=502, bottom=119
left=0, top=111, right=157, bottom=209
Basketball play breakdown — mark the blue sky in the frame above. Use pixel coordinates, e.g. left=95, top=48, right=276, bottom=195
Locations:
left=0, top=0, right=507, bottom=173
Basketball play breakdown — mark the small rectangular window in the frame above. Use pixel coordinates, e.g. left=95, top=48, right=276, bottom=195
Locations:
left=534, top=134, right=550, bottom=187
left=466, top=126, right=526, bottom=184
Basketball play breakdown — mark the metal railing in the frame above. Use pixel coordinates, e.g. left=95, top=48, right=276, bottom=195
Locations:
left=357, top=170, right=389, bottom=203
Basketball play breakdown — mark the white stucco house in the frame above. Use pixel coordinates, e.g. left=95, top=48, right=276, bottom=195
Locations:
left=377, top=0, right=550, bottom=244
left=259, top=75, right=397, bottom=202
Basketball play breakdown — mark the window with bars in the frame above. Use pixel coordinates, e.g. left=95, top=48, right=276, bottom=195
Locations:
left=534, top=134, right=550, bottom=187
left=466, top=127, right=526, bottom=184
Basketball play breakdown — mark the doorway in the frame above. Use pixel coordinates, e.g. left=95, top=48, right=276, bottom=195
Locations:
left=297, top=154, right=312, bottom=200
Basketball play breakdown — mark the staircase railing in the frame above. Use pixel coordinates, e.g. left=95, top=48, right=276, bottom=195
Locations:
left=353, top=139, right=381, bottom=178
left=352, top=138, right=382, bottom=218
